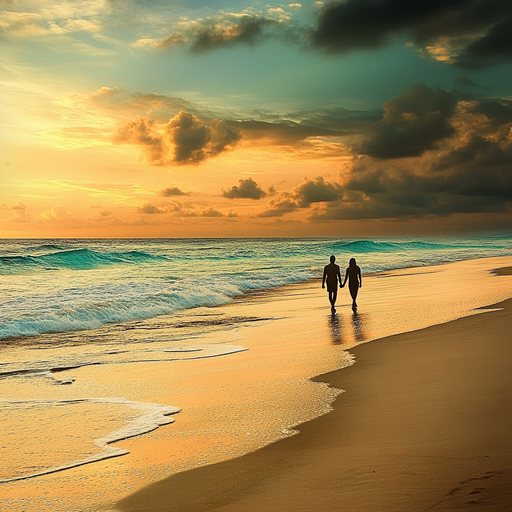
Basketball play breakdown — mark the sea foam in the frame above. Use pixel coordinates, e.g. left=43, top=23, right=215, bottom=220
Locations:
left=0, top=397, right=180, bottom=483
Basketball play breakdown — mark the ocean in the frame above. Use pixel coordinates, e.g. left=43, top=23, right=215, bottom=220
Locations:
left=2, top=236, right=512, bottom=509
left=2, top=236, right=512, bottom=341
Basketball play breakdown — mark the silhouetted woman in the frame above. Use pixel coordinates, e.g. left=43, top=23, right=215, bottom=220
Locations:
left=342, top=258, right=362, bottom=310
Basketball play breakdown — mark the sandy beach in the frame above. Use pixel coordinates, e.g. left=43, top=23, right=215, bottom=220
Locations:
left=2, top=257, right=512, bottom=512
left=119, top=264, right=512, bottom=512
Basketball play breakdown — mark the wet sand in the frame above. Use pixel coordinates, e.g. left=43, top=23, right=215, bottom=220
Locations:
left=2, top=258, right=512, bottom=512
left=119, top=266, right=512, bottom=512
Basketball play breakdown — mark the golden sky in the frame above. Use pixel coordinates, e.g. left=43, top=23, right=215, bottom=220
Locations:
left=2, top=0, right=512, bottom=237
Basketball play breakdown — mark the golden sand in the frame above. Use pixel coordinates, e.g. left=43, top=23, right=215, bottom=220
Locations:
left=120, top=272, right=512, bottom=512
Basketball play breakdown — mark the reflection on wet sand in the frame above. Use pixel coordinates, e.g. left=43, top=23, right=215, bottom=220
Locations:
left=351, top=311, right=366, bottom=342
left=328, top=314, right=342, bottom=345
left=327, top=310, right=367, bottom=345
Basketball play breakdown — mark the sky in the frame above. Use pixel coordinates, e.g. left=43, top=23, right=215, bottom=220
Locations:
left=1, top=0, right=512, bottom=238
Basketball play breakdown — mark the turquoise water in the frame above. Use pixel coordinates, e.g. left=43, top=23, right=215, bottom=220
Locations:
left=1, top=236, right=511, bottom=340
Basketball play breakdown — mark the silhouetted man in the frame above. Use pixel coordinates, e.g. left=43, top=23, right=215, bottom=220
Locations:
left=322, top=255, right=342, bottom=313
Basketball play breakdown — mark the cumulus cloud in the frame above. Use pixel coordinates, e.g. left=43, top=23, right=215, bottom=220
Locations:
left=223, top=178, right=267, bottom=199
left=168, top=111, right=241, bottom=164
left=114, top=111, right=241, bottom=165
left=259, top=177, right=343, bottom=216
left=160, top=186, right=187, bottom=197
left=357, top=84, right=458, bottom=159
left=310, top=0, right=512, bottom=69
left=316, top=98, right=512, bottom=220
left=258, top=87, right=512, bottom=221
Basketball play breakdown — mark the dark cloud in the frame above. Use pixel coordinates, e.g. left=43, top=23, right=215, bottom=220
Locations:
left=167, top=111, right=241, bottom=164
left=310, top=0, right=512, bottom=68
left=454, top=16, right=512, bottom=69
left=357, top=84, right=457, bottom=159
left=223, top=178, right=267, bottom=199
left=114, top=111, right=240, bottom=165
left=259, top=197, right=297, bottom=217
left=189, top=15, right=278, bottom=53
left=160, top=187, right=187, bottom=197
left=470, top=98, right=512, bottom=125
left=233, top=107, right=381, bottom=147
left=157, top=14, right=280, bottom=53
left=259, top=177, right=343, bottom=217
left=234, top=120, right=336, bottom=144
left=312, top=114, right=512, bottom=221
left=260, top=90, right=512, bottom=221
left=114, top=117, right=166, bottom=163
left=294, top=176, right=344, bottom=207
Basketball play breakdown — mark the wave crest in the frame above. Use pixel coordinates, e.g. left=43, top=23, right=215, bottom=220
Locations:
left=0, top=249, right=165, bottom=274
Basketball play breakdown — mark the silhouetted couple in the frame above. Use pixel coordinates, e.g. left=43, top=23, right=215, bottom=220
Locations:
left=322, top=256, right=362, bottom=312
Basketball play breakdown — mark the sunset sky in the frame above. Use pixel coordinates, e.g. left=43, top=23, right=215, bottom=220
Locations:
left=1, top=0, right=512, bottom=237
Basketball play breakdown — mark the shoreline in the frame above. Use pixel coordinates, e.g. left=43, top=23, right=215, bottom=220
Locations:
left=118, top=266, right=512, bottom=512
left=2, top=257, right=512, bottom=512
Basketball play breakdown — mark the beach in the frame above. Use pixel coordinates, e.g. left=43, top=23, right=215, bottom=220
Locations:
left=1, top=253, right=512, bottom=511
left=119, top=263, right=512, bottom=512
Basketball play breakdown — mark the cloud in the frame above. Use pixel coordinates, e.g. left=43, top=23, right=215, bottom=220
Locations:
left=0, top=201, right=27, bottom=223
left=138, top=203, right=166, bottom=214
left=160, top=186, right=187, bottom=197
left=259, top=176, right=343, bottom=216
left=114, top=117, right=166, bottom=163
left=202, top=207, right=224, bottom=217
left=259, top=197, right=298, bottom=217
left=138, top=202, right=183, bottom=214
left=39, top=206, right=78, bottom=224
left=293, top=176, right=344, bottom=206
left=357, top=84, right=458, bottom=159
left=232, top=107, right=381, bottom=151
left=257, top=88, right=512, bottom=221
left=310, top=0, right=512, bottom=69
left=470, top=98, right=512, bottom=126
left=114, top=111, right=241, bottom=165
left=453, top=16, right=512, bottom=69
left=90, top=87, right=200, bottom=118
left=222, top=178, right=267, bottom=199
left=313, top=97, right=512, bottom=220
left=155, top=13, right=281, bottom=53
left=168, top=111, right=241, bottom=164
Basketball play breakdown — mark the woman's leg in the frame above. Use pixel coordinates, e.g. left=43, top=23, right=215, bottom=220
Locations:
left=349, top=284, right=358, bottom=308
